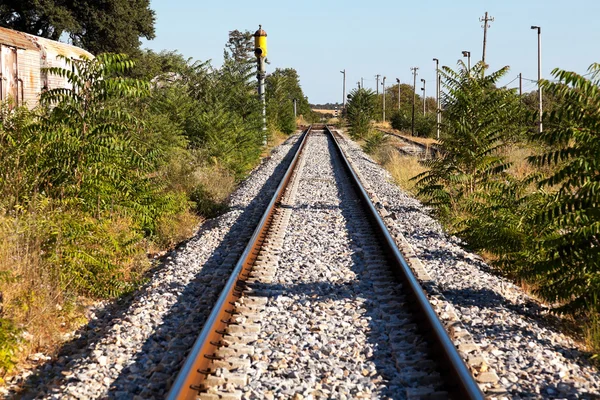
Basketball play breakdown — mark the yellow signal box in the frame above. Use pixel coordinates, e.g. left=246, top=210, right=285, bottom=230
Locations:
left=254, top=25, right=267, bottom=58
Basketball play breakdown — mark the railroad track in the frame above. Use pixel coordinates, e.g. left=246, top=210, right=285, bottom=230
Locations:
left=377, top=129, right=440, bottom=159
left=167, top=126, right=482, bottom=399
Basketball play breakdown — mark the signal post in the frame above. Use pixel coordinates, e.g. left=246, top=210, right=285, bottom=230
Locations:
left=254, top=25, right=268, bottom=145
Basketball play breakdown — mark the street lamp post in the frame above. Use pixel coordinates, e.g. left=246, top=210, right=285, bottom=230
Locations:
left=433, top=58, right=440, bottom=139
left=382, top=76, right=386, bottom=121
left=531, top=25, right=542, bottom=133
left=340, top=69, right=346, bottom=109
left=462, top=50, right=471, bottom=72
left=396, top=78, right=400, bottom=110
left=411, top=67, right=419, bottom=136
left=421, top=79, right=426, bottom=115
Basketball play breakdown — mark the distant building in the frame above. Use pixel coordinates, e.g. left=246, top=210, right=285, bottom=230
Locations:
left=0, top=26, right=93, bottom=108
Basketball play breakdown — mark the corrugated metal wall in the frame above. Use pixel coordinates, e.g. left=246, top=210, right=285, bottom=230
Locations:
left=18, top=48, right=40, bottom=108
left=0, top=27, right=93, bottom=109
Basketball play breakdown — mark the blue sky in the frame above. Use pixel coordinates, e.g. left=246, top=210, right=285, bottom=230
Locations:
left=144, top=0, right=600, bottom=104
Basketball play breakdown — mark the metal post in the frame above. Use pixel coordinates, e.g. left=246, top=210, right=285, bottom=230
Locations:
left=396, top=78, right=401, bottom=110
left=519, top=72, right=522, bottom=100
left=258, top=57, right=266, bottom=144
left=462, top=51, right=471, bottom=72
left=382, top=76, right=386, bottom=121
left=361, top=77, right=364, bottom=88
left=375, top=74, right=380, bottom=95
left=531, top=26, right=543, bottom=133
left=433, top=58, right=440, bottom=139
left=254, top=25, right=268, bottom=145
left=421, top=79, right=426, bottom=115
left=293, top=98, right=297, bottom=118
left=411, top=67, right=419, bottom=136
left=340, top=69, right=346, bottom=109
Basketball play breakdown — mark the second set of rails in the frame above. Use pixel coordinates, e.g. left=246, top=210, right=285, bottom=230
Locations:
left=166, top=126, right=482, bottom=399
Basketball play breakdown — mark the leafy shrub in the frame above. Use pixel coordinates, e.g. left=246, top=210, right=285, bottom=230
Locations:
left=524, top=63, right=600, bottom=313
left=415, top=62, right=524, bottom=213
left=346, top=88, right=377, bottom=139
left=363, top=130, right=389, bottom=154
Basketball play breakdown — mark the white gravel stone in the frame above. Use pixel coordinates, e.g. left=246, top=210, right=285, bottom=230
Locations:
left=336, top=129, right=600, bottom=399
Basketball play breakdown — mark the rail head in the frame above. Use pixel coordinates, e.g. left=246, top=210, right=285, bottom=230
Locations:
left=325, top=126, right=483, bottom=400
left=166, top=126, right=312, bottom=400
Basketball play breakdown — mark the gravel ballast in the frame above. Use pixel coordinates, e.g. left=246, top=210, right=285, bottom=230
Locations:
left=6, top=127, right=600, bottom=399
left=336, top=130, right=600, bottom=399
left=201, top=132, right=445, bottom=399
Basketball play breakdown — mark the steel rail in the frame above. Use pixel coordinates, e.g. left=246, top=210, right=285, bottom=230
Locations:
left=325, top=126, right=484, bottom=400
left=377, top=128, right=440, bottom=157
left=166, top=126, right=312, bottom=400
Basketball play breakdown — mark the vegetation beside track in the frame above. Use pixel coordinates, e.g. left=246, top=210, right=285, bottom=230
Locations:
left=0, top=31, right=313, bottom=376
left=346, top=60, right=600, bottom=359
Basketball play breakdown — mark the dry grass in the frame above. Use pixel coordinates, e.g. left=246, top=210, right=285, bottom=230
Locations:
left=0, top=212, right=91, bottom=371
left=373, top=121, right=392, bottom=130
left=311, top=109, right=336, bottom=115
left=504, top=144, right=536, bottom=179
left=373, top=146, right=428, bottom=194
left=154, top=209, right=202, bottom=250
left=374, top=123, right=439, bottom=146
left=193, top=165, right=237, bottom=204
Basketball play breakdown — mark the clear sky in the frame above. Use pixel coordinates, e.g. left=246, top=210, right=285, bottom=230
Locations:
left=144, top=0, right=600, bottom=104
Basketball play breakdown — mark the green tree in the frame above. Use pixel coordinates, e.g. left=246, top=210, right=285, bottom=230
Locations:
left=266, top=68, right=311, bottom=133
left=525, top=63, right=600, bottom=313
left=346, top=88, right=376, bottom=139
left=415, top=62, right=524, bottom=214
left=0, top=0, right=155, bottom=55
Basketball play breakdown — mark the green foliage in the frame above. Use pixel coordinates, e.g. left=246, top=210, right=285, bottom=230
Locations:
left=0, top=0, right=155, bottom=55
left=0, top=318, right=19, bottom=375
left=390, top=110, right=411, bottom=131
left=523, top=64, right=600, bottom=313
left=391, top=110, right=436, bottom=137
left=346, top=88, right=376, bottom=139
left=363, top=130, right=389, bottom=155
left=266, top=68, right=311, bottom=134
left=415, top=62, right=524, bottom=212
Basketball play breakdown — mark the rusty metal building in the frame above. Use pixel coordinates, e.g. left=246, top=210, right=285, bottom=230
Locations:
left=0, top=27, right=93, bottom=108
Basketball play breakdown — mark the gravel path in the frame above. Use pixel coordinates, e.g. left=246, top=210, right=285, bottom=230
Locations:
left=337, top=130, right=600, bottom=399
left=5, top=134, right=303, bottom=399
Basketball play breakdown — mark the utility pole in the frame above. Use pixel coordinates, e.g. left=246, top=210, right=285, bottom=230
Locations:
left=340, top=69, right=346, bottom=109
left=519, top=73, right=522, bottom=100
left=531, top=25, right=543, bottom=133
left=375, top=74, right=380, bottom=95
left=421, top=79, right=426, bottom=115
left=411, top=67, right=419, bottom=136
left=382, top=76, right=386, bottom=121
left=361, top=77, right=364, bottom=89
left=480, top=11, right=494, bottom=66
left=433, top=58, right=440, bottom=139
left=396, top=78, right=401, bottom=110
left=357, top=81, right=361, bottom=89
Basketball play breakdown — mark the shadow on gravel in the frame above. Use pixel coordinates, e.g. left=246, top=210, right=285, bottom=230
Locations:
left=15, top=136, right=303, bottom=400
left=442, top=287, right=598, bottom=398
left=241, top=135, right=428, bottom=398
left=228, top=134, right=420, bottom=398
